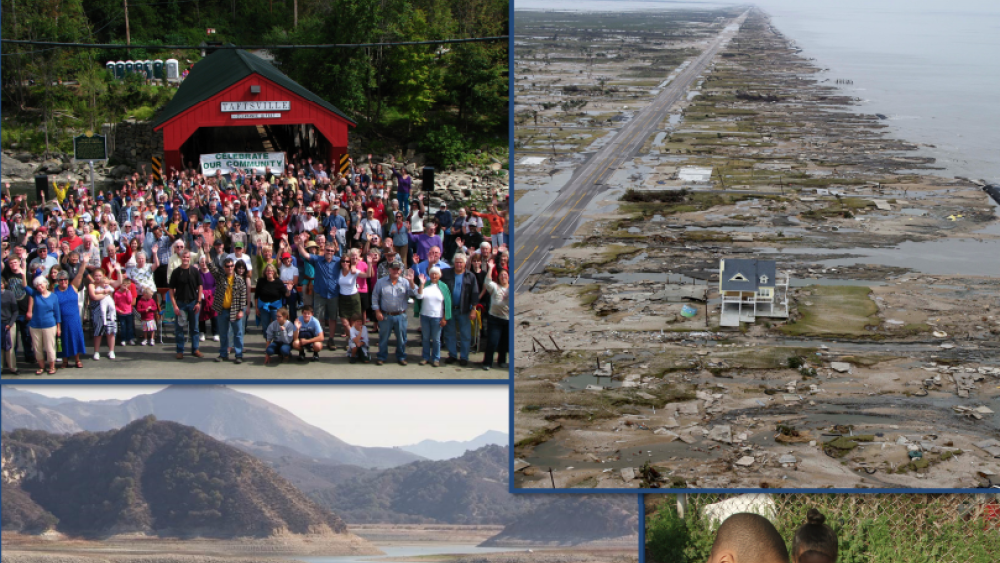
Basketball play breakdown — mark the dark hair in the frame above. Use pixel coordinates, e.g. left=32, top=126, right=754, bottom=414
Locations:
left=301, top=305, right=313, bottom=313
left=350, top=315, right=363, bottom=324
left=792, top=509, right=837, bottom=563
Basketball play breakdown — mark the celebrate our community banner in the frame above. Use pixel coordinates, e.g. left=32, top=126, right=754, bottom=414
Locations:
left=200, top=152, right=285, bottom=175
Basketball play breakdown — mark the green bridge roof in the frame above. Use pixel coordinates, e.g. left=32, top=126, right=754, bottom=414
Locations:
left=154, top=47, right=354, bottom=127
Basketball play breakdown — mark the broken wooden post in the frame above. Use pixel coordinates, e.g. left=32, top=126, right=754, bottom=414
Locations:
left=532, top=337, right=550, bottom=352
left=548, top=468, right=556, bottom=489
left=548, top=335, right=562, bottom=351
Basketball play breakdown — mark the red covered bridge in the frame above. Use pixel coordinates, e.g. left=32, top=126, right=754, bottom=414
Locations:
left=153, top=48, right=355, bottom=173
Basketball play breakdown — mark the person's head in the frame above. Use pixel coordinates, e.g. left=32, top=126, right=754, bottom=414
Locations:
left=143, top=288, right=154, bottom=300
left=498, top=269, right=509, bottom=286
left=791, top=510, right=837, bottom=563
left=233, top=241, right=244, bottom=255
left=180, top=250, right=192, bottom=268
left=173, top=239, right=185, bottom=255
left=54, top=270, right=70, bottom=289
left=281, top=251, right=293, bottom=265
left=234, top=260, right=248, bottom=277
left=263, top=264, right=278, bottom=281
left=389, top=258, right=404, bottom=280
left=92, top=267, right=106, bottom=285
left=276, top=307, right=289, bottom=324
left=424, top=246, right=443, bottom=266
left=453, top=253, right=467, bottom=274
left=351, top=315, right=364, bottom=329
left=301, top=305, right=314, bottom=322
left=36, top=245, right=48, bottom=259
left=707, top=513, right=790, bottom=563
left=480, top=241, right=492, bottom=256
left=33, top=276, right=49, bottom=293
left=470, top=253, right=482, bottom=270
left=429, top=266, right=442, bottom=283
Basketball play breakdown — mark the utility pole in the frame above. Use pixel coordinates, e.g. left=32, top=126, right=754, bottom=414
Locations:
left=294, top=0, right=298, bottom=28
left=124, top=0, right=131, bottom=57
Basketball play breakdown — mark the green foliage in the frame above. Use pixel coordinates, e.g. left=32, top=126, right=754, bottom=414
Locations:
left=646, top=495, right=1000, bottom=563
left=422, top=125, right=470, bottom=168
left=2, top=0, right=507, bottom=160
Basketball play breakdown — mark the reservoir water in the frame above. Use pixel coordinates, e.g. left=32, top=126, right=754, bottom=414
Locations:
left=294, top=544, right=522, bottom=563
left=517, top=0, right=1000, bottom=184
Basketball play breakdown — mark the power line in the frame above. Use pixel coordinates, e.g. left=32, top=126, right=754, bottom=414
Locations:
left=1, top=36, right=509, bottom=52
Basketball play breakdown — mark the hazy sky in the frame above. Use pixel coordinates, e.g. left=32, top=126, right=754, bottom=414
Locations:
left=7, top=385, right=509, bottom=447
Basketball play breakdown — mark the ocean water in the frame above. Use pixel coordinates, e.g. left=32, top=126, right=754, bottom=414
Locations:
left=516, top=0, right=1000, bottom=184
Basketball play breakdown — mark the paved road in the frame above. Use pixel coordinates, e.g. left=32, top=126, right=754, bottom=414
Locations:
left=514, top=12, right=748, bottom=293
left=0, top=327, right=506, bottom=381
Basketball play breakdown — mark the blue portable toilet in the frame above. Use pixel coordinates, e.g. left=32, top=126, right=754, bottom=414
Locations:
left=106, top=61, right=115, bottom=76
left=115, top=61, right=125, bottom=79
left=153, top=59, right=164, bottom=79
left=143, top=60, right=153, bottom=79
left=125, top=60, right=134, bottom=74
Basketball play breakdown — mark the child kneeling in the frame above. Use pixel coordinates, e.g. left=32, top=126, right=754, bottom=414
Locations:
left=292, top=305, right=324, bottom=362
left=348, top=315, right=370, bottom=364
left=264, top=307, right=296, bottom=364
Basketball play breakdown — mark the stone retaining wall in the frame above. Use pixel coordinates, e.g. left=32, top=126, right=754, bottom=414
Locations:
left=111, top=121, right=164, bottom=167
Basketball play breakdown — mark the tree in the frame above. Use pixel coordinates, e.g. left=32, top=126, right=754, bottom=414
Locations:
left=75, top=66, right=109, bottom=131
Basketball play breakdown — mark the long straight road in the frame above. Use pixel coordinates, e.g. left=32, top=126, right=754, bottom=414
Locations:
left=513, top=13, right=748, bottom=293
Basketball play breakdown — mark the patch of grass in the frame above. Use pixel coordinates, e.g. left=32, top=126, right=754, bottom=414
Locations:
left=514, top=425, right=562, bottom=451
left=780, top=285, right=878, bottom=338
left=836, top=355, right=897, bottom=367
left=577, top=283, right=602, bottom=307
left=647, top=492, right=1000, bottom=563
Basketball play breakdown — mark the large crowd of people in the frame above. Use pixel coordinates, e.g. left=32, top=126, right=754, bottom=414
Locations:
left=0, top=153, right=510, bottom=375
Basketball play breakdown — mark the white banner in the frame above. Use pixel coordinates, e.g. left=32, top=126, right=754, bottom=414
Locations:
left=200, top=152, right=285, bottom=175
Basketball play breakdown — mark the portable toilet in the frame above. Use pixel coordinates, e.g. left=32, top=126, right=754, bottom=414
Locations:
left=115, top=61, right=125, bottom=79
left=153, top=59, right=164, bottom=79
left=165, top=59, right=179, bottom=82
left=144, top=60, right=154, bottom=79
left=106, top=61, right=115, bottom=76
left=125, top=60, right=134, bottom=74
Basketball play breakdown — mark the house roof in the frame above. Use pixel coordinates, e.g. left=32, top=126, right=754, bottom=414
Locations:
left=153, top=47, right=355, bottom=127
left=720, top=258, right=777, bottom=291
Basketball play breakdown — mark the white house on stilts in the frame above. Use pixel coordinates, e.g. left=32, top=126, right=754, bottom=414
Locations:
left=718, top=258, right=789, bottom=327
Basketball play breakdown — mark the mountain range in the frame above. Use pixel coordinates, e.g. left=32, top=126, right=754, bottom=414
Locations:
left=398, top=430, right=509, bottom=460
left=0, top=387, right=637, bottom=544
left=1, top=418, right=372, bottom=545
left=1, top=386, right=421, bottom=469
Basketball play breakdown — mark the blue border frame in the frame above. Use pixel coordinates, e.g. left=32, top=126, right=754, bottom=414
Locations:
left=638, top=494, right=646, bottom=563
left=504, top=2, right=985, bottom=497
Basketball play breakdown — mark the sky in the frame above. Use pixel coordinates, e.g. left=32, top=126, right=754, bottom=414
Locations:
left=7, top=385, right=509, bottom=448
